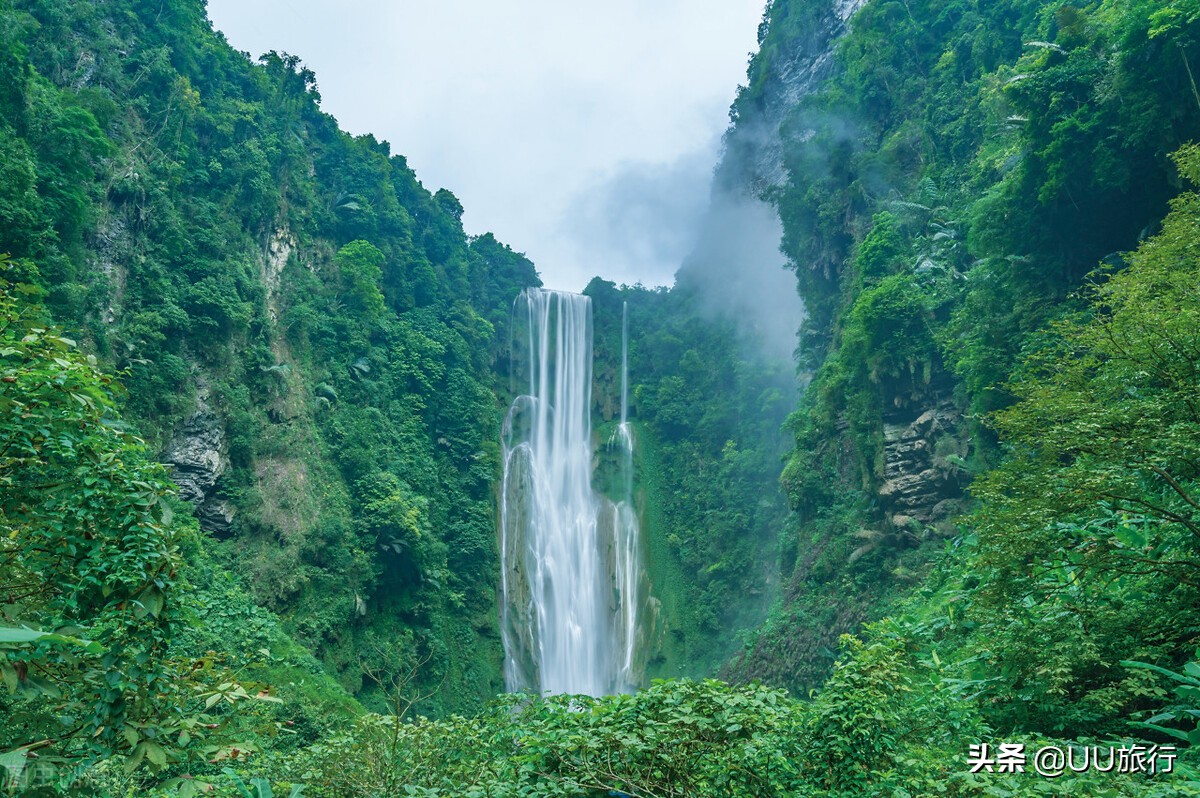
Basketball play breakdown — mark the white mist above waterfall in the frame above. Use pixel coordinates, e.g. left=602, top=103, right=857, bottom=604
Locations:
left=500, top=289, right=643, bottom=696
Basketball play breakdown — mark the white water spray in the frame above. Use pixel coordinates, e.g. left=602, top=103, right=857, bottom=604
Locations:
left=500, top=289, right=642, bottom=696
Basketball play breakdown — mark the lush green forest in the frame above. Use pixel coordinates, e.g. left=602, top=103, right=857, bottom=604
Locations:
left=1, top=0, right=540, bottom=786
left=5, top=0, right=1200, bottom=794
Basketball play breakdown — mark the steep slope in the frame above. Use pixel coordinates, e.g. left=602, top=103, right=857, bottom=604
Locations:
left=717, top=0, right=1200, bottom=709
left=0, top=0, right=539, bottom=714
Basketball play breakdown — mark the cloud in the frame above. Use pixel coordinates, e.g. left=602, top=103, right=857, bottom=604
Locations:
left=554, top=143, right=718, bottom=289
left=205, top=0, right=766, bottom=291
left=676, top=189, right=805, bottom=365
left=555, top=137, right=806, bottom=366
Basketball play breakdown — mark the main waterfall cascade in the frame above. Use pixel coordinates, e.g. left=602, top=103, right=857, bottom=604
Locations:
left=500, top=289, right=647, bottom=696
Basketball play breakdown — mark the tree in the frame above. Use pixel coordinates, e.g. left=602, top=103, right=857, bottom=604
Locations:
left=0, top=257, right=274, bottom=792
left=973, top=142, right=1200, bottom=590
left=0, top=255, right=187, bottom=785
left=335, top=240, right=387, bottom=326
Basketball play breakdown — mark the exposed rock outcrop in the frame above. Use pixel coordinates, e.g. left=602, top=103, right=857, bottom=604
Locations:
left=162, top=391, right=234, bottom=535
left=90, top=216, right=131, bottom=325
left=263, top=226, right=295, bottom=325
left=878, top=402, right=968, bottom=526
left=720, top=0, right=870, bottom=193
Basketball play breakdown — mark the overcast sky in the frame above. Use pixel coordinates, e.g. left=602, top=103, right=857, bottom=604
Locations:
left=205, top=0, right=766, bottom=291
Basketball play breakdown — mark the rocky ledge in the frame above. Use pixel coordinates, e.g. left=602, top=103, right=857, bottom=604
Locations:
left=878, top=402, right=968, bottom=527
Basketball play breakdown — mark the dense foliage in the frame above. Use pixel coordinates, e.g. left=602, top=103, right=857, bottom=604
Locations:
left=0, top=0, right=538, bottom=720
left=1, top=257, right=187, bottom=788
left=585, top=279, right=794, bottom=677
left=727, top=0, right=1200, bottom=698
left=6, top=0, right=1200, bottom=793
left=1, top=259, right=367, bottom=791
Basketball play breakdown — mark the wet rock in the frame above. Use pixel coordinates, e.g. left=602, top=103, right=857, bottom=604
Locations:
left=263, top=226, right=295, bottom=324
left=91, top=216, right=131, bottom=324
left=930, top=498, right=964, bottom=523
left=198, top=498, right=236, bottom=536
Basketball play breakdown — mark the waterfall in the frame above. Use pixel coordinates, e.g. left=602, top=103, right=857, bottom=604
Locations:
left=610, top=300, right=640, bottom=687
left=500, top=289, right=642, bottom=696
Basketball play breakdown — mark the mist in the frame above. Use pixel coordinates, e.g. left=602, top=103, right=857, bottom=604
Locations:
left=674, top=189, right=805, bottom=366
left=561, top=139, right=805, bottom=367
left=556, top=144, right=718, bottom=289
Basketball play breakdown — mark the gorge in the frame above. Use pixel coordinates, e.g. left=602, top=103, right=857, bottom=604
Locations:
left=3, top=0, right=1200, bottom=794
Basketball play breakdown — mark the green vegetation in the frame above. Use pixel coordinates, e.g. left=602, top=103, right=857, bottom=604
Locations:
left=1, top=260, right=358, bottom=793
left=724, top=0, right=1200, bottom=793
left=585, top=279, right=794, bottom=677
left=730, top=0, right=1200, bottom=697
left=2, top=256, right=189, bottom=786
left=0, top=0, right=539, bottom=727
left=6, top=0, right=1200, bottom=793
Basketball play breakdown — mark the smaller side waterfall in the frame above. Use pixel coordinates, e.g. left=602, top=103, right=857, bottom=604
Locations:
left=608, top=302, right=640, bottom=686
left=500, top=289, right=645, bottom=696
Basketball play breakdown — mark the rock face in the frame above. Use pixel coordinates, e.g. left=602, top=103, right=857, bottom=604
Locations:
left=720, top=0, right=870, bottom=193
left=263, top=226, right=295, bottom=325
left=878, top=402, right=968, bottom=526
left=162, top=393, right=234, bottom=535
left=91, top=216, right=131, bottom=325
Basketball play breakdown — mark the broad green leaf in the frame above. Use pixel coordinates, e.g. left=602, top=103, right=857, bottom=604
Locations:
left=144, top=741, right=167, bottom=767
left=124, top=742, right=147, bottom=775
left=1122, top=660, right=1200, bottom=687
left=0, top=746, right=31, bottom=785
left=1112, top=523, right=1146, bottom=549
left=0, top=626, right=105, bottom=654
